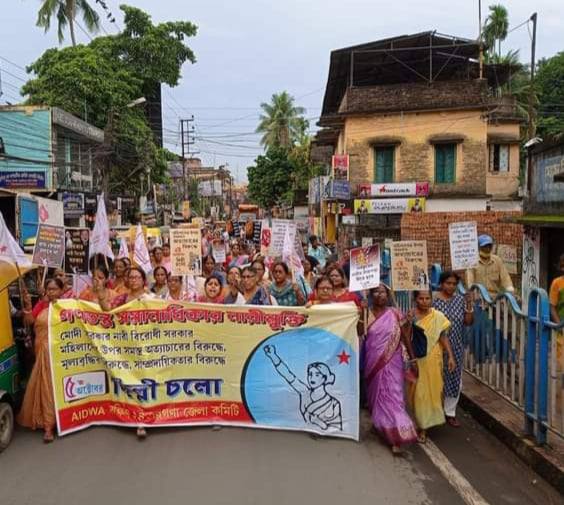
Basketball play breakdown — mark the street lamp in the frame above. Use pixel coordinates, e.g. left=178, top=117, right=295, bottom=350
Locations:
left=127, top=97, right=147, bottom=108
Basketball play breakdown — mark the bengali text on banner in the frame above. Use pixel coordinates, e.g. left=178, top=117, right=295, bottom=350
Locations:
left=48, top=300, right=360, bottom=440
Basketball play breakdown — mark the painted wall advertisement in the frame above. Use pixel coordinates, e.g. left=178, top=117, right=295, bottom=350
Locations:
left=64, top=228, right=90, bottom=274
left=390, top=240, right=429, bottom=291
left=496, top=244, right=518, bottom=275
left=354, top=198, right=425, bottom=214
left=32, top=224, right=66, bottom=268
left=349, top=245, right=380, bottom=292
left=169, top=228, right=202, bottom=276
left=49, top=300, right=359, bottom=440
left=448, top=221, right=479, bottom=271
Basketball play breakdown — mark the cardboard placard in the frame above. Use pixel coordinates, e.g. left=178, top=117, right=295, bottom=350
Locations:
left=212, top=239, right=227, bottom=264
left=349, top=245, right=380, bottom=292
left=169, top=228, right=202, bottom=276
left=448, top=221, right=479, bottom=271
left=64, top=228, right=90, bottom=274
left=390, top=240, right=429, bottom=291
left=32, top=224, right=65, bottom=268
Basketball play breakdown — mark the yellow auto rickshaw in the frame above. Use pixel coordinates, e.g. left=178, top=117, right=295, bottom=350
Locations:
left=0, top=262, right=34, bottom=452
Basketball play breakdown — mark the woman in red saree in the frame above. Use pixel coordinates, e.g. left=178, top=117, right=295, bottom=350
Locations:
left=364, top=284, right=418, bottom=454
left=18, top=278, right=64, bottom=442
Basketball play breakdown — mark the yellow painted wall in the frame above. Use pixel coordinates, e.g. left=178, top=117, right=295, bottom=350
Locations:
left=341, top=109, right=520, bottom=198
left=486, top=122, right=521, bottom=197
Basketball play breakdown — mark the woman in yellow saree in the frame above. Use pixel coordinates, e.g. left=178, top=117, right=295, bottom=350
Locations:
left=408, top=290, right=456, bottom=443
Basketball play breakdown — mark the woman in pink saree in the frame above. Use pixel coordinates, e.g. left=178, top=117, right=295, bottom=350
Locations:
left=364, top=284, right=418, bottom=454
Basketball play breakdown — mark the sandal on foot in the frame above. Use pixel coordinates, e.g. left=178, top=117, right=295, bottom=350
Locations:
left=391, top=445, right=402, bottom=455
left=446, top=416, right=461, bottom=428
left=136, top=427, right=147, bottom=439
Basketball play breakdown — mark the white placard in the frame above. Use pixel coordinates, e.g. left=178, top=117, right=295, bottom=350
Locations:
left=448, top=221, right=479, bottom=271
left=269, top=219, right=296, bottom=257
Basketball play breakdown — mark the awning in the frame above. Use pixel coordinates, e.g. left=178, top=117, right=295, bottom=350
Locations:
left=510, top=214, right=564, bottom=228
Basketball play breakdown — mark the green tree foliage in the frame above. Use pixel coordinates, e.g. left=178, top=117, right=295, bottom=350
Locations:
left=536, top=52, right=564, bottom=138
left=91, top=5, right=196, bottom=88
left=36, top=0, right=100, bottom=46
left=247, top=148, right=294, bottom=209
left=22, top=5, right=197, bottom=196
left=256, top=91, right=306, bottom=149
left=483, top=4, right=509, bottom=58
left=250, top=95, right=323, bottom=208
left=22, top=45, right=142, bottom=128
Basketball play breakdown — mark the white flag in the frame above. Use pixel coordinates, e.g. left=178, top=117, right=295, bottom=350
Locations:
left=133, top=224, right=152, bottom=274
left=118, top=237, right=130, bottom=259
left=89, top=193, right=114, bottom=259
left=0, top=211, right=31, bottom=266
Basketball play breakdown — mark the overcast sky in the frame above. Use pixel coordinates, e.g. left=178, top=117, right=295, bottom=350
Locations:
left=2, top=0, right=562, bottom=182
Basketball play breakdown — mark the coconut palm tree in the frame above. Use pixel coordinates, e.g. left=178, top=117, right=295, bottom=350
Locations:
left=483, top=4, right=509, bottom=58
left=36, top=0, right=100, bottom=46
left=256, top=92, right=306, bottom=150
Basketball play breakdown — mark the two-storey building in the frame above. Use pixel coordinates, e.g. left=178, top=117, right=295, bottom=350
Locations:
left=313, top=31, right=523, bottom=248
left=0, top=105, right=104, bottom=226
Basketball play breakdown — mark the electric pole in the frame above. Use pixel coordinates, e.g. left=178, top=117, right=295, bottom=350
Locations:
left=528, top=13, right=538, bottom=140
left=180, top=116, right=195, bottom=199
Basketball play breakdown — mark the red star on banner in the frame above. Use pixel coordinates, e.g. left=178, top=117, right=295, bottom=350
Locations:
left=337, top=350, right=351, bottom=365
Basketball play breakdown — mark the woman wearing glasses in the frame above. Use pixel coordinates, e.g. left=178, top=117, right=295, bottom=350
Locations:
left=241, top=266, right=276, bottom=305
left=95, top=265, right=155, bottom=439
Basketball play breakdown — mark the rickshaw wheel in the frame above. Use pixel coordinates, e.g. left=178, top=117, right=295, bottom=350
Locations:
left=0, top=402, right=14, bottom=452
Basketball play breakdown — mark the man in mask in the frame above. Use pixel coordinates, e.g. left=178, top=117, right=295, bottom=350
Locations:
left=466, top=234, right=514, bottom=299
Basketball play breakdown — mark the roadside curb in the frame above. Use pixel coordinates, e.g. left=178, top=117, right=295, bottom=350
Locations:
left=460, top=372, right=564, bottom=495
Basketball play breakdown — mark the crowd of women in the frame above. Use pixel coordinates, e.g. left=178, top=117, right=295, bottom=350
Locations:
left=15, top=231, right=473, bottom=453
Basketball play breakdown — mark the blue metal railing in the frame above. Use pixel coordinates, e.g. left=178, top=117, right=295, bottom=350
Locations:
left=430, top=263, right=563, bottom=445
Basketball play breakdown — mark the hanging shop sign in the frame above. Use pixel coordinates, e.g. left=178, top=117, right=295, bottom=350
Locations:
left=357, top=182, right=429, bottom=198
left=324, top=179, right=351, bottom=200
left=0, top=170, right=46, bottom=189
left=332, top=155, right=349, bottom=180
left=354, top=198, right=425, bottom=214
left=59, top=192, right=85, bottom=217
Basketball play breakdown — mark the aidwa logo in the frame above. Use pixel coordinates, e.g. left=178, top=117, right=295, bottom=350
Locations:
left=63, top=371, right=107, bottom=402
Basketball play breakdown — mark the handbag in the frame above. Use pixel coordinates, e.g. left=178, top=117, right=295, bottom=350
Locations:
left=411, top=322, right=428, bottom=359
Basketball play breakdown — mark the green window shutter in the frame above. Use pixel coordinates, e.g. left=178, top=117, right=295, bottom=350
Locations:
left=374, top=147, right=394, bottom=183
left=435, top=144, right=456, bottom=184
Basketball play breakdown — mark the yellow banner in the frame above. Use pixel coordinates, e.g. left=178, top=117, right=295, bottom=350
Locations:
left=49, top=300, right=360, bottom=439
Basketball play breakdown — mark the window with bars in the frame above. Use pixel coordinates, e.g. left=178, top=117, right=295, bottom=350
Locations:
left=434, top=143, right=456, bottom=184
left=489, top=144, right=510, bottom=172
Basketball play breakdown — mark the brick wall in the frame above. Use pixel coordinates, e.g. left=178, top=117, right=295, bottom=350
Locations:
left=348, top=137, right=488, bottom=196
left=401, top=211, right=523, bottom=289
left=340, top=80, right=489, bottom=114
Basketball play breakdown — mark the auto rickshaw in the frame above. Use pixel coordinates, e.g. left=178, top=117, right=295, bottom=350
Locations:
left=0, top=261, right=33, bottom=452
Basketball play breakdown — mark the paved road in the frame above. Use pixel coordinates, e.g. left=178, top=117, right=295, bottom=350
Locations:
left=1, top=410, right=560, bottom=505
